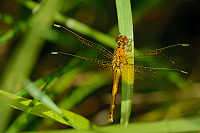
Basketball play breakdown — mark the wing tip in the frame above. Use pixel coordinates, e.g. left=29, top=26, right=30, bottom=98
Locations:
left=177, top=44, right=190, bottom=47
left=54, top=24, right=61, bottom=28
left=51, top=52, right=58, bottom=54
left=181, top=71, right=188, bottom=74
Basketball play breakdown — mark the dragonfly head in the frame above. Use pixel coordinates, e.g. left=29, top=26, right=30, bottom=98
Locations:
left=116, top=35, right=129, bottom=46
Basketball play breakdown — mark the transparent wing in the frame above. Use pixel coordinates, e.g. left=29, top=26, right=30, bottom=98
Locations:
left=134, top=66, right=189, bottom=91
left=49, top=51, right=114, bottom=85
left=50, top=24, right=114, bottom=61
left=48, top=24, right=192, bottom=88
left=127, top=44, right=193, bottom=69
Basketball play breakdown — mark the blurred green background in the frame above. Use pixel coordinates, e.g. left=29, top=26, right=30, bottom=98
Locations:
left=0, top=0, right=200, bottom=132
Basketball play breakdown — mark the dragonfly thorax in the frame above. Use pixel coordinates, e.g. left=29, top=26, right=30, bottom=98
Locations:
left=112, top=35, right=129, bottom=70
left=112, top=55, right=123, bottom=70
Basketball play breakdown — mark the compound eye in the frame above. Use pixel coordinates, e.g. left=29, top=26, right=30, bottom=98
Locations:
left=123, top=37, right=129, bottom=45
left=116, top=36, right=123, bottom=43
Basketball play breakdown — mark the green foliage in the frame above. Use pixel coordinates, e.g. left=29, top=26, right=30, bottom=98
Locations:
left=0, top=0, right=199, bottom=133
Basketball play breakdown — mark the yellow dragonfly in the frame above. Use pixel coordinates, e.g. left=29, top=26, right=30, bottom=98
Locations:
left=50, top=24, right=191, bottom=122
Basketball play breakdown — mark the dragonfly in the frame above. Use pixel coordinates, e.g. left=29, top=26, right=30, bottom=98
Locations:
left=50, top=24, right=191, bottom=122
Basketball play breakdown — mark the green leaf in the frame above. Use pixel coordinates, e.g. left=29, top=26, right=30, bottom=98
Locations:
left=115, top=0, right=134, bottom=126
left=0, top=90, right=96, bottom=130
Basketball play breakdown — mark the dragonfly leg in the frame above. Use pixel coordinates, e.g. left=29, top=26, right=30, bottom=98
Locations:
left=126, top=38, right=134, bottom=52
